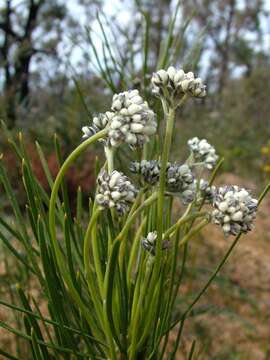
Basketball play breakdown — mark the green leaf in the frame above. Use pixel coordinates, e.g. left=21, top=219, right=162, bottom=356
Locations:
left=104, top=239, right=124, bottom=352
left=17, top=285, right=50, bottom=359
left=0, top=321, right=98, bottom=357
left=0, top=348, right=20, bottom=360
left=0, top=298, right=106, bottom=346
left=157, top=0, right=181, bottom=69
left=0, top=229, right=35, bottom=273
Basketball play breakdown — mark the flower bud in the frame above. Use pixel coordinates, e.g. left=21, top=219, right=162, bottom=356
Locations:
left=151, top=66, right=207, bottom=104
left=96, top=170, right=138, bottom=214
left=188, top=137, right=218, bottom=170
left=212, top=185, right=258, bottom=236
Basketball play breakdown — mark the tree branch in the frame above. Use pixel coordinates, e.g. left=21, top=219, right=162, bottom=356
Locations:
left=24, top=0, right=44, bottom=38
left=0, top=22, right=22, bottom=40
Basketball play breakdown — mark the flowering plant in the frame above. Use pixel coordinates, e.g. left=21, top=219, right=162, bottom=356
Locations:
left=0, top=66, right=269, bottom=359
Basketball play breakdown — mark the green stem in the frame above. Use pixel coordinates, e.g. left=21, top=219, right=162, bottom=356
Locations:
left=156, top=107, right=175, bottom=257
left=83, top=207, right=104, bottom=297
left=258, top=180, right=270, bottom=205
left=163, top=212, right=207, bottom=239
left=166, top=180, right=270, bottom=349
left=86, top=206, right=119, bottom=360
left=155, top=218, right=208, bottom=356
left=48, top=129, right=108, bottom=347
left=127, top=217, right=147, bottom=285
left=116, top=192, right=158, bottom=242
left=129, top=261, right=153, bottom=360
left=178, top=218, right=209, bottom=249
left=104, top=146, right=115, bottom=174
left=156, top=94, right=188, bottom=260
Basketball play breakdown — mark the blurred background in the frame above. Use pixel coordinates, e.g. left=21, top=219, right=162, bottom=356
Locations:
left=1, top=0, right=270, bottom=358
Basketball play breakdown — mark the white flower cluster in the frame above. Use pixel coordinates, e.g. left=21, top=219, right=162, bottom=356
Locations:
left=186, top=179, right=217, bottom=204
left=130, top=160, right=194, bottom=194
left=82, top=112, right=112, bottom=143
left=197, top=179, right=217, bottom=203
left=141, top=231, right=170, bottom=256
left=109, top=90, right=157, bottom=147
left=151, top=66, right=206, bottom=101
left=130, top=160, right=160, bottom=185
left=96, top=170, right=138, bottom=214
left=188, top=137, right=219, bottom=170
left=166, top=163, right=194, bottom=193
left=82, top=90, right=157, bottom=148
left=212, top=186, right=258, bottom=236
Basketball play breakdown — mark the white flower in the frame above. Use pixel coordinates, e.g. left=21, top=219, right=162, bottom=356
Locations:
left=82, top=90, right=157, bottom=149
left=96, top=170, right=138, bottom=214
left=188, top=137, right=219, bottom=170
left=130, top=160, right=194, bottom=194
left=197, top=179, right=216, bottom=203
left=81, top=112, right=114, bottom=143
left=151, top=66, right=206, bottom=102
left=212, top=185, right=258, bottom=236
left=141, top=231, right=170, bottom=255
left=130, top=160, right=161, bottom=185
left=185, top=179, right=217, bottom=204
left=108, top=90, right=157, bottom=148
left=166, top=163, right=194, bottom=192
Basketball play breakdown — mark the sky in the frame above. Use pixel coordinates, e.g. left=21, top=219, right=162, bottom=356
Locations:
left=1, top=0, right=270, bottom=88
left=65, top=0, right=131, bottom=67
left=65, top=0, right=270, bottom=77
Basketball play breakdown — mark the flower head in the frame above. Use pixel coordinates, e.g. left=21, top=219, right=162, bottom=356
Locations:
left=130, top=160, right=194, bottom=198
left=108, top=90, right=157, bottom=148
left=82, top=112, right=114, bottom=143
left=166, top=163, right=194, bottom=192
left=141, top=231, right=170, bottom=255
left=197, top=179, right=217, bottom=203
left=188, top=137, right=218, bottom=170
left=183, top=179, right=217, bottom=205
left=130, top=160, right=161, bottom=185
left=212, top=186, right=258, bottom=236
left=96, top=170, right=138, bottom=214
left=82, top=90, right=157, bottom=149
left=151, top=66, right=206, bottom=104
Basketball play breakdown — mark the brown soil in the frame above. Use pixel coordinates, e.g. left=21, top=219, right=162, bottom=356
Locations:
left=172, top=173, right=270, bottom=359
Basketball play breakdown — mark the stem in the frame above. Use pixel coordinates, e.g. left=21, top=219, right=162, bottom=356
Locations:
left=178, top=218, right=209, bottom=249
left=127, top=217, right=147, bottom=284
left=129, top=261, right=153, bottom=360
left=156, top=106, right=175, bottom=258
left=83, top=207, right=104, bottom=296
left=163, top=212, right=207, bottom=239
left=166, top=180, right=270, bottom=350
left=258, top=180, right=270, bottom=205
left=116, top=192, right=158, bottom=242
left=169, top=313, right=187, bottom=360
left=104, top=146, right=115, bottom=174
left=156, top=94, right=188, bottom=260
left=48, top=129, right=108, bottom=348
left=156, top=219, right=208, bottom=357
left=49, top=129, right=107, bottom=248
left=142, top=96, right=188, bottom=357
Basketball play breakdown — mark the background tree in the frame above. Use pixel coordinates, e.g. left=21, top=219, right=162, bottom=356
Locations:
left=0, top=0, right=101, bottom=127
left=183, top=0, right=268, bottom=95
